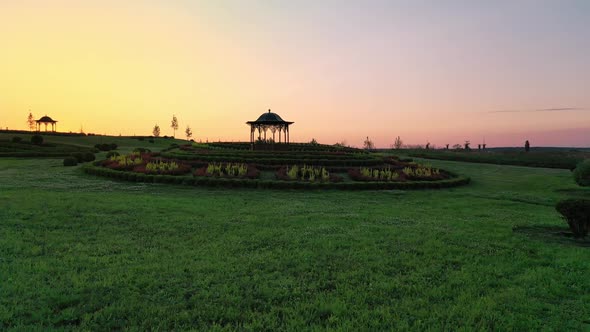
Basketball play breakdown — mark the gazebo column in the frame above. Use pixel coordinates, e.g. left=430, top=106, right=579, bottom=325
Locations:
left=271, top=126, right=277, bottom=143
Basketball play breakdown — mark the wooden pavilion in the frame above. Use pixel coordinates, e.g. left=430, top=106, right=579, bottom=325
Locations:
left=36, top=115, right=58, bottom=132
left=246, top=110, right=293, bottom=147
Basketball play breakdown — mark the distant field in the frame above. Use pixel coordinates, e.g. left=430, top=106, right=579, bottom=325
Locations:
left=0, top=132, right=186, bottom=154
left=402, top=148, right=589, bottom=169
left=1, top=136, right=590, bottom=330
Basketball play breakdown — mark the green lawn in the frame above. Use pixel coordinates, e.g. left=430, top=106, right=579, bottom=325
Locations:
left=0, top=132, right=187, bottom=154
left=1, top=153, right=590, bottom=329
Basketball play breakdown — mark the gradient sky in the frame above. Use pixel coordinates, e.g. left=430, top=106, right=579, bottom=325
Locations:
left=1, top=0, right=589, bottom=147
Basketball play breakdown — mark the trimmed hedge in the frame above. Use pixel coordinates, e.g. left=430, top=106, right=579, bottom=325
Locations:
left=63, top=156, right=78, bottom=166
left=83, top=163, right=470, bottom=190
left=31, top=135, right=44, bottom=145
left=160, top=152, right=382, bottom=167
left=555, top=199, right=590, bottom=238
left=573, top=160, right=590, bottom=186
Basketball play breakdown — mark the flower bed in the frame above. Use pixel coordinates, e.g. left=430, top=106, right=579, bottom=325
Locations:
left=84, top=162, right=470, bottom=190
left=102, top=153, right=191, bottom=175
left=348, top=164, right=448, bottom=182
left=194, top=162, right=260, bottom=179
left=276, top=165, right=343, bottom=183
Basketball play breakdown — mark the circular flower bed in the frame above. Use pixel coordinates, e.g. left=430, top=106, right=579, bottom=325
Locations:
left=84, top=148, right=470, bottom=190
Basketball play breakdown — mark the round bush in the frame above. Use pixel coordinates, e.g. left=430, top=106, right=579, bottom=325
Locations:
left=133, top=147, right=151, bottom=153
left=71, top=152, right=84, bottom=163
left=31, top=135, right=43, bottom=145
left=63, top=156, right=78, bottom=166
left=82, top=152, right=96, bottom=162
left=11, top=136, right=22, bottom=143
left=573, top=160, right=590, bottom=186
left=556, top=199, right=590, bottom=238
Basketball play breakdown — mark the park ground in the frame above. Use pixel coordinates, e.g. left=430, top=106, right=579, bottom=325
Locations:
left=1, top=135, right=589, bottom=330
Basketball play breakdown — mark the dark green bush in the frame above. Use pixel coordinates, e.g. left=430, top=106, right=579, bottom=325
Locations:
left=573, top=160, right=590, bottom=186
left=11, top=137, right=22, bottom=143
left=82, top=152, right=96, bottom=162
left=94, top=143, right=118, bottom=151
left=133, top=147, right=151, bottom=154
left=63, top=156, right=78, bottom=166
left=106, top=151, right=120, bottom=158
left=31, top=135, right=43, bottom=145
left=555, top=199, right=590, bottom=238
left=71, top=152, right=84, bottom=163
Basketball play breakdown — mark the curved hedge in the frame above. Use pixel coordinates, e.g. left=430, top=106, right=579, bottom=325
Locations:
left=83, top=163, right=470, bottom=190
left=160, top=152, right=382, bottom=167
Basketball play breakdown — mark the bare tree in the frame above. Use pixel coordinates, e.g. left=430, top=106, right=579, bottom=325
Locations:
left=153, top=124, right=161, bottom=137
left=171, top=115, right=179, bottom=137
left=27, top=112, right=35, bottom=131
left=393, top=136, right=403, bottom=149
left=525, top=140, right=530, bottom=152
left=363, top=136, right=375, bottom=150
left=185, top=125, right=193, bottom=141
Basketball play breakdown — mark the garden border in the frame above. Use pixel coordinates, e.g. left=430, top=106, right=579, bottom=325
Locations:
left=83, top=162, right=470, bottom=190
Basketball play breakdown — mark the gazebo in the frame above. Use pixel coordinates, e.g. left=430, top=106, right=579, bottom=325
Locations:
left=246, top=109, right=294, bottom=146
left=36, top=115, right=58, bottom=132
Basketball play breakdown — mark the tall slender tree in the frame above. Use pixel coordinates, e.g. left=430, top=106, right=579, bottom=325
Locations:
left=393, top=136, right=403, bottom=149
left=363, top=136, right=375, bottom=150
left=153, top=124, right=161, bottom=137
left=525, top=140, right=530, bottom=152
left=27, top=112, right=35, bottom=131
left=171, top=115, right=179, bottom=138
left=185, top=125, right=193, bottom=141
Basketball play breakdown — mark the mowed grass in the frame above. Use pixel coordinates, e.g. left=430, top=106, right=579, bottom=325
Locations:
left=0, top=132, right=187, bottom=154
left=1, top=155, right=590, bottom=330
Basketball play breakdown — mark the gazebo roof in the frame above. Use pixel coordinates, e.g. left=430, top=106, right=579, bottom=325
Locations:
left=247, top=109, right=293, bottom=125
left=36, top=115, right=57, bottom=123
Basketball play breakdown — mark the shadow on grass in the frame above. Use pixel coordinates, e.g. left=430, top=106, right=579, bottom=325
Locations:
left=554, top=188, right=590, bottom=198
left=513, top=225, right=590, bottom=247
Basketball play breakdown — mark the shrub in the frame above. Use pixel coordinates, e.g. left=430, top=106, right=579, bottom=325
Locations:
left=71, top=152, right=84, bottom=163
left=133, top=147, right=151, bottom=154
left=573, top=160, right=590, bottom=186
left=82, top=152, right=96, bottom=162
left=11, top=137, right=22, bottom=143
left=31, top=135, right=43, bottom=145
left=63, top=156, right=78, bottom=166
left=555, top=199, right=590, bottom=238
left=94, top=143, right=118, bottom=151
left=106, top=151, right=120, bottom=158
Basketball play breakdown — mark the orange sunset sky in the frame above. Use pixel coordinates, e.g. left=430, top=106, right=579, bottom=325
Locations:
left=1, top=1, right=589, bottom=147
